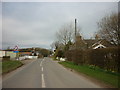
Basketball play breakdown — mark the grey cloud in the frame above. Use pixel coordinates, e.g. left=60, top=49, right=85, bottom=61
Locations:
left=2, top=2, right=118, bottom=49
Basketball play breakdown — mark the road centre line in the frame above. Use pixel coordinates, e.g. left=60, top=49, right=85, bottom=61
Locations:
left=41, top=67, right=43, bottom=72
left=40, top=61, right=42, bottom=67
left=40, top=58, right=44, bottom=67
left=41, top=74, right=46, bottom=88
left=40, top=59, right=46, bottom=88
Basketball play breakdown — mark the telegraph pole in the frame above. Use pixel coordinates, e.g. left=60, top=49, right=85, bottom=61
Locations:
left=75, top=18, right=77, bottom=37
left=75, top=18, right=77, bottom=65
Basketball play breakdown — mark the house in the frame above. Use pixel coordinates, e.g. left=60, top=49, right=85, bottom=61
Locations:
left=69, top=33, right=87, bottom=50
left=0, top=50, right=5, bottom=58
left=0, top=50, right=17, bottom=60
left=85, top=39, right=114, bottom=49
left=6, top=51, right=17, bottom=59
left=69, top=34, right=115, bottom=50
left=19, top=51, right=38, bottom=60
left=19, top=52, right=32, bottom=56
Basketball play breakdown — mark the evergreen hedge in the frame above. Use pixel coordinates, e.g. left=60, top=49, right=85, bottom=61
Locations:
left=65, top=47, right=119, bottom=72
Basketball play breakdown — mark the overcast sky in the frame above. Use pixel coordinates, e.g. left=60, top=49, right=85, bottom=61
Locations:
left=1, top=2, right=118, bottom=49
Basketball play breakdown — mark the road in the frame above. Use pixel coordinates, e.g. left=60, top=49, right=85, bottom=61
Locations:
left=3, top=57, right=103, bottom=88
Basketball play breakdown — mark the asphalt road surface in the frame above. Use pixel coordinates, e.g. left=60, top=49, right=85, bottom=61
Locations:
left=3, top=57, right=103, bottom=88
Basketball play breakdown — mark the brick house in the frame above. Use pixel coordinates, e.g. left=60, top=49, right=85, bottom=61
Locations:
left=69, top=34, right=115, bottom=50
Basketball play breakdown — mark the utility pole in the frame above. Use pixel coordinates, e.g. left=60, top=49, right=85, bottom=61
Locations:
left=75, top=18, right=77, bottom=44
left=75, top=18, right=77, bottom=37
left=75, top=18, right=77, bottom=65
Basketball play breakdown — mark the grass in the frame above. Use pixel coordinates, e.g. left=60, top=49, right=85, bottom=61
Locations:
left=2, top=60, right=23, bottom=74
left=0, top=62, right=2, bottom=74
left=59, top=61, right=119, bottom=88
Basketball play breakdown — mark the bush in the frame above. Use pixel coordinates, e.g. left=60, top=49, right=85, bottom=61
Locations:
left=54, top=49, right=65, bottom=58
left=2, top=56, right=10, bottom=61
left=65, top=49, right=84, bottom=65
left=89, top=47, right=119, bottom=72
left=65, top=47, right=119, bottom=72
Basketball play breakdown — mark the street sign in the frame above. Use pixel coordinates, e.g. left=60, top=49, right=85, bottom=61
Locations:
left=13, top=51, right=19, bottom=53
left=13, top=45, right=19, bottom=53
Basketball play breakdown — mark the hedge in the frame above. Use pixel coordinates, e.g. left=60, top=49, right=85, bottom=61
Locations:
left=65, top=47, right=119, bottom=72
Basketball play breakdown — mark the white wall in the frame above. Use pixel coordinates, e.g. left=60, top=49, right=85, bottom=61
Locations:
left=19, top=56, right=38, bottom=60
left=25, top=56, right=38, bottom=59
left=0, top=51, right=5, bottom=57
left=6, top=51, right=17, bottom=59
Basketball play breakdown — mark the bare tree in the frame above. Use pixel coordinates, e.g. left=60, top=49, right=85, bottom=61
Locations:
left=97, top=13, right=119, bottom=45
left=50, top=41, right=60, bottom=50
left=56, top=22, right=81, bottom=45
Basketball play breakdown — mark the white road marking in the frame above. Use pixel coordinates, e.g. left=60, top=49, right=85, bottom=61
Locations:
left=41, top=74, right=46, bottom=88
left=41, top=67, right=43, bottom=72
left=40, top=61, right=42, bottom=66
left=40, top=59, right=46, bottom=88
left=40, top=59, right=44, bottom=66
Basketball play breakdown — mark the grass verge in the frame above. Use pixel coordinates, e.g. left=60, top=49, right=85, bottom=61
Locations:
left=2, top=60, right=23, bottom=74
left=59, top=61, right=119, bottom=88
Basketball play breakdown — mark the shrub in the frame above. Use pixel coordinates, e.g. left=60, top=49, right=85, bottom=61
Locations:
left=54, top=49, right=65, bottom=59
left=65, top=49, right=84, bottom=65
left=2, top=56, right=10, bottom=61
left=65, top=47, right=119, bottom=72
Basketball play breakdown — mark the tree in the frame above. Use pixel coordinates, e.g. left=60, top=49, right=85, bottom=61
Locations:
left=97, top=13, right=119, bottom=46
left=50, top=41, right=60, bottom=50
left=51, top=21, right=81, bottom=59
left=63, top=40, right=72, bottom=51
left=40, top=49, right=50, bottom=57
left=56, top=23, right=75, bottom=45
